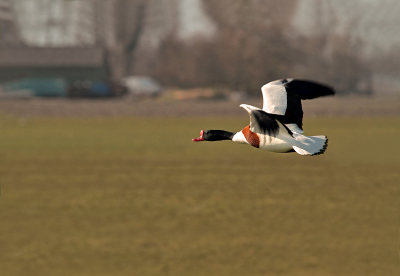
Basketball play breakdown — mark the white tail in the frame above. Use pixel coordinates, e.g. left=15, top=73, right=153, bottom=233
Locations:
left=292, top=134, right=328, bottom=156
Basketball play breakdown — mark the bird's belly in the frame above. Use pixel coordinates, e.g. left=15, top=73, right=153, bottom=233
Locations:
left=259, top=135, right=294, bottom=152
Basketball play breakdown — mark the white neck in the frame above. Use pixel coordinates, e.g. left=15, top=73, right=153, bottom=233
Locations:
left=232, top=131, right=248, bottom=144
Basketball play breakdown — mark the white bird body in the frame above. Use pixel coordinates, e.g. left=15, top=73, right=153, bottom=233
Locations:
left=233, top=104, right=294, bottom=152
left=193, top=79, right=334, bottom=156
left=232, top=126, right=294, bottom=153
left=259, top=133, right=295, bottom=153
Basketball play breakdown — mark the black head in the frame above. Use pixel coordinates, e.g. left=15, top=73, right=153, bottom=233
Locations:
left=192, top=130, right=234, bottom=142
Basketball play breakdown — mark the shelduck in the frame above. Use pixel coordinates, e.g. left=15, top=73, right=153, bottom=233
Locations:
left=192, top=79, right=335, bottom=156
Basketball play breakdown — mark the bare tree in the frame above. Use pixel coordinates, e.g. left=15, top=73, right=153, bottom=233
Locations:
left=97, top=0, right=147, bottom=80
left=0, top=0, right=25, bottom=46
left=202, top=0, right=300, bottom=94
left=294, top=0, right=371, bottom=94
left=144, top=0, right=303, bottom=94
left=134, top=0, right=372, bottom=95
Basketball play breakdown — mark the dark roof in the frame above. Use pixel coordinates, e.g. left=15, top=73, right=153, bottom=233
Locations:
left=0, top=47, right=105, bottom=67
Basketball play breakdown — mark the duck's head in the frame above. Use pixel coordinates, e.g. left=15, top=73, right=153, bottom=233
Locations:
left=192, top=130, right=208, bottom=142
left=192, top=130, right=234, bottom=142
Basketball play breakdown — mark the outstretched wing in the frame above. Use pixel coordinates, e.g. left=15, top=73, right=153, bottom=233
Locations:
left=284, top=79, right=335, bottom=100
left=261, top=79, right=335, bottom=131
left=261, top=79, right=290, bottom=115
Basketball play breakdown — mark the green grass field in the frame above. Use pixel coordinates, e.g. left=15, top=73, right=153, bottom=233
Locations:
left=1, top=116, right=399, bottom=276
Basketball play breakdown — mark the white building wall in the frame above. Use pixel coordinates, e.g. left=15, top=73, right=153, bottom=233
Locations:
left=13, top=0, right=95, bottom=47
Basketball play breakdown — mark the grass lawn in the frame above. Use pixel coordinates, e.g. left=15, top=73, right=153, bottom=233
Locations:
left=1, top=116, right=399, bottom=276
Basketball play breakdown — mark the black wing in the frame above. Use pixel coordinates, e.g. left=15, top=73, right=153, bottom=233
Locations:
left=252, top=110, right=293, bottom=137
left=281, top=79, right=335, bottom=130
left=283, top=79, right=335, bottom=100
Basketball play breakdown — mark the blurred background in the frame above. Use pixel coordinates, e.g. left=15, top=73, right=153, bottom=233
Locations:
left=0, top=0, right=400, bottom=99
left=1, top=1, right=400, bottom=276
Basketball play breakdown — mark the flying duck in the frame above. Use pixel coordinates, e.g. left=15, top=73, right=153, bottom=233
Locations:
left=192, top=79, right=335, bottom=156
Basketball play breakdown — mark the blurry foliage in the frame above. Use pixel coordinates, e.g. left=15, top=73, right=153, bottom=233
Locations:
left=4, top=0, right=397, bottom=95
left=144, top=0, right=301, bottom=95
left=372, top=45, right=400, bottom=76
left=294, top=32, right=372, bottom=95
left=103, top=0, right=147, bottom=79
left=120, top=0, right=376, bottom=95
